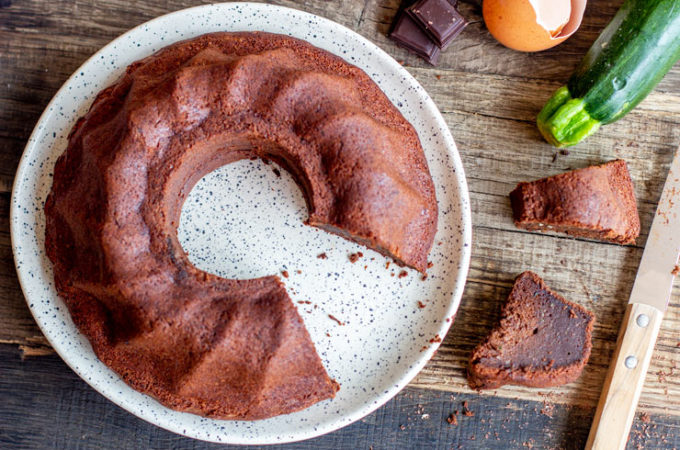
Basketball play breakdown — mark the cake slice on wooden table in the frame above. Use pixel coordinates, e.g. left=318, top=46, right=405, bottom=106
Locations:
left=468, top=271, right=594, bottom=390
left=509, top=159, right=640, bottom=244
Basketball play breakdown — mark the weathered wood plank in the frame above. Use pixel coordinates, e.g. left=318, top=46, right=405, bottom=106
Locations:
left=1, top=343, right=677, bottom=449
left=411, top=226, right=680, bottom=417
left=358, top=0, right=680, bottom=88
left=2, top=0, right=680, bottom=445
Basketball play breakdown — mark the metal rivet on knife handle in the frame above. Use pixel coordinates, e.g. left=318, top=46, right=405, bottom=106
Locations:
left=636, top=314, right=649, bottom=328
left=624, top=356, right=638, bottom=369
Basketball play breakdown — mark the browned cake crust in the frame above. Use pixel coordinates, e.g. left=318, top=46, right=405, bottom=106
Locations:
left=509, top=159, right=640, bottom=244
left=43, top=32, right=438, bottom=420
left=468, top=272, right=594, bottom=390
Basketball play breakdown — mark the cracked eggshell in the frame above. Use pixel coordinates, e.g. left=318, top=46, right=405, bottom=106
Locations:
left=483, top=0, right=587, bottom=52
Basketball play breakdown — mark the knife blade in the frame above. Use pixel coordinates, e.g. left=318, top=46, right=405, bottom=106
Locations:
left=629, top=149, right=680, bottom=310
left=587, top=148, right=680, bottom=450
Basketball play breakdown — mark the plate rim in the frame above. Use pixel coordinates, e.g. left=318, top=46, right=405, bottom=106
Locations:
left=10, top=2, right=472, bottom=444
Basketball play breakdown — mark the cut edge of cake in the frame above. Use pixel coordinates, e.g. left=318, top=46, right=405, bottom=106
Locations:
left=468, top=271, right=595, bottom=390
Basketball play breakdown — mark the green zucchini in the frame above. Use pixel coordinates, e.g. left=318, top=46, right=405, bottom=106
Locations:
left=538, top=0, right=680, bottom=147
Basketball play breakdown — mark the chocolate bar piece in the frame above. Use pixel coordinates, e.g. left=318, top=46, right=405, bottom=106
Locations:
left=390, top=12, right=441, bottom=66
left=407, top=0, right=467, bottom=50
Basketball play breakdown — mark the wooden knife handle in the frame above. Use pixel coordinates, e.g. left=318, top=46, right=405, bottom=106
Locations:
left=586, top=303, right=663, bottom=450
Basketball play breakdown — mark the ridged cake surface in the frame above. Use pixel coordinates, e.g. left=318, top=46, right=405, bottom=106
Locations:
left=44, top=32, right=438, bottom=420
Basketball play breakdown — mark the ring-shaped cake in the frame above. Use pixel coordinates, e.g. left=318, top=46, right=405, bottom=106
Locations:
left=44, top=32, right=438, bottom=420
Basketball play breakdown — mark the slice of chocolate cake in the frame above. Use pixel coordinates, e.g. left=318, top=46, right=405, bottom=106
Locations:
left=468, top=271, right=594, bottom=390
left=510, top=159, right=640, bottom=244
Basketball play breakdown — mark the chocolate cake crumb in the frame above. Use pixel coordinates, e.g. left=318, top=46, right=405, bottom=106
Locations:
left=640, top=412, right=651, bottom=423
left=317, top=252, right=328, bottom=259
left=349, top=253, right=361, bottom=263
left=447, top=413, right=458, bottom=425
left=398, top=270, right=408, bottom=278
left=296, top=269, right=302, bottom=274
left=429, top=334, right=442, bottom=343
left=540, top=402, right=555, bottom=418
left=421, top=274, right=428, bottom=281
left=281, top=270, right=289, bottom=278
left=462, top=401, right=474, bottom=417
left=672, top=265, right=680, bottom=276
left=297, top=300, right=312, bottom=305
left=436, top=74, right=442, bottom=80
left=386, top=261, right=391, bottom=269
left=427, top=261, right=434, bottom=268
left=559, top=149, right=570, bottom=156
left=418, top=301, right=426, bottom=309
left=272, top=168, right=281, bottom=177
left=328, top=314, right=345, bottom=326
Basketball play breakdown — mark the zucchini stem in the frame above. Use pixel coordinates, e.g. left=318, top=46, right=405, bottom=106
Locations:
left=537, top=86, right=601, bottom=148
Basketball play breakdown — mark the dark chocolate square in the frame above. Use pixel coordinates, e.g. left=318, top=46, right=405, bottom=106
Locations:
left=389, top=12, right=441, bottom=66
left=407, top=0, right=467, bottom=50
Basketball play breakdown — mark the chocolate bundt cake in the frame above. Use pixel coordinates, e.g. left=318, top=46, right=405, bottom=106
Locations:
left=44, top=32, right=438, bottom=420
left=510, top=159, right=640, bottom=244
left=468, top=272, right=594, bottom=390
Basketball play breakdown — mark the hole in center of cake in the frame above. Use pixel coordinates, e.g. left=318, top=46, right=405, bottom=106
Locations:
left=177, top=157, right=310, bottom=280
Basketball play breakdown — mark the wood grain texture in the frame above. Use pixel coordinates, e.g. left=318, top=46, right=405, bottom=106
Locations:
left=1, top=343, right=678, bottom=449
left=1, top=0, right=680, bottom=446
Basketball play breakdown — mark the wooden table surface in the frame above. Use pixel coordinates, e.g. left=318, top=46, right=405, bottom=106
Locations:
left=2, top=0, right=680, bottom=448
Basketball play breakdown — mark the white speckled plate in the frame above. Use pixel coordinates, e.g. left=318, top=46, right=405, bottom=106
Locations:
left=10, top=2, right=471, bottom=445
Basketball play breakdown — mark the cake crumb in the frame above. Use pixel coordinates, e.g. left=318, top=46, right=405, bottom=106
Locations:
left=640, top=412, right=651, bottom=423
left=328, top=314, right=345, bottom=326
left=272, top=168, right=281, bottom=177
left=447, top=413, right=458, bottom=425
left=421, top=274, right=428, bottom=281
left=427, top=261, right=434, bottom=268
left=672, top=265, right=680, bottom=276
left=398, top=270, right=408, bottom=278
left=326, top=332, right=331, bottom=337
left=386, top=261, right=391, bottom=269
left=559, top=149, right=570, bottom=156
left=417, top=301, right=426, bottom=309
left=297, top=300, right=312, bottom=305
left=462, top=401, right=474, bottom=417
left=281, top=270, right=289, bottom=278
left=399, top=424, right=406, bottom=430
left=435, top=74, right=442, bottom=80
left=296, top=269, right=302, bottom=274
left=317, top=252, right=328, bottom=259
left=540, top=401, right=554, bottom=418
left=349, top=253, right=361, bottom=263
left=429, top=334, right=442, bottom=343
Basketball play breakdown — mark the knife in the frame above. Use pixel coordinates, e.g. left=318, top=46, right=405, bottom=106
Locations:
left=586, top=148, right=680, bottom=450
